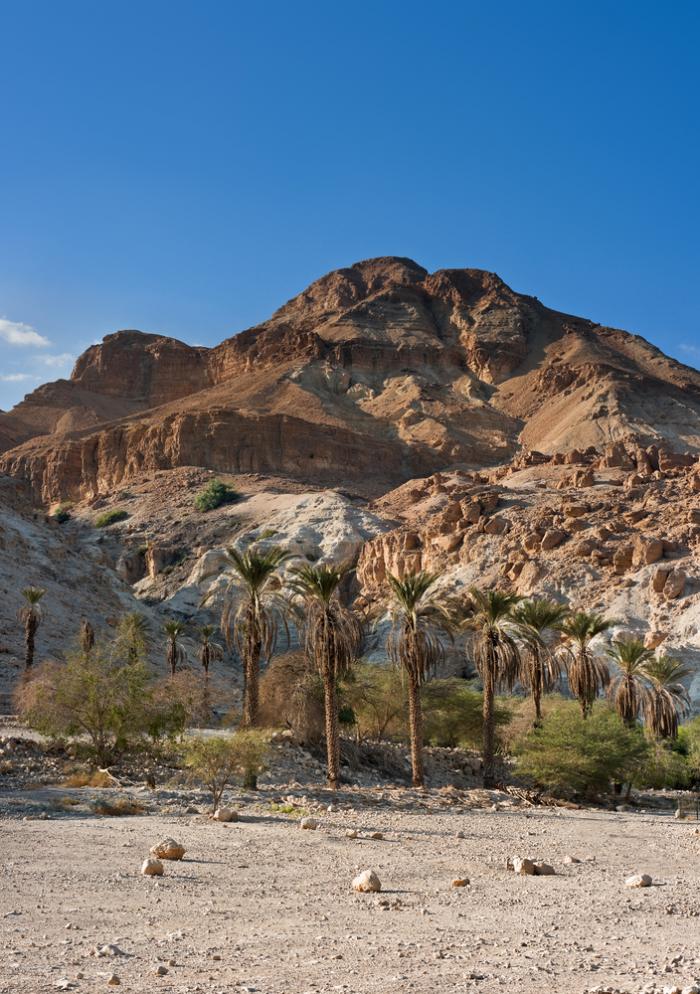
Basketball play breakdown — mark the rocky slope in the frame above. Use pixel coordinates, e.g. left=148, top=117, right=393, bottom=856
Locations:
left=1, top=258, right=699, bottom=706
left=2, top=258, right=700, bottom=503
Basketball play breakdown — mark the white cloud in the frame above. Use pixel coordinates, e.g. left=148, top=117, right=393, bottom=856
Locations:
left=0, top=372, right=41, bottom=383
left=37, top=352, right=75, bottom=368
left=679, top=343, right=700, bottom=357
left=0, top=318, right=50, bottom=348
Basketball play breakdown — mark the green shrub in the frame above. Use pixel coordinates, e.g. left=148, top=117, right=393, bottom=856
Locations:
left=635, top=741, right=691, bottom=790
left=194, top=480, right=240, bottom=512
left=515, top=701, right=649, bottom=798
left=341, top=664, right=407, bottom=742
left=15, top=644, right=192, bottom=765
left=421, top=678, right=511, bottom=749
left=52, top=502, right=72, bottom=524
left=259, top=651, right=325, bottom=745
left=184, top=731, right=270, bottom=808
left=95, top=508, right=129, bottom=528
left=675, top=716, right=700, bottom=786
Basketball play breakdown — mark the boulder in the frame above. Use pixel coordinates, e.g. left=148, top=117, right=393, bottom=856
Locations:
left=213, top=807, right=238, bottom=823
left=141, top=858, right=164, bottom=877
left=540, top=529, right=566, bottom=551
left=512, top=857, right=536, bottom=876
left=664, top=569, right=687, bottom=599
left=300, top=817, right=319, bottom=830
left=534, top=862, right=555, bottom=876
left=352, top=869, right=382, bottom=893
left=451, top=877, right=470, bottom=887
left=150, top=838, right=186, bottom=861
left=625, top=873, right=652, bottom=888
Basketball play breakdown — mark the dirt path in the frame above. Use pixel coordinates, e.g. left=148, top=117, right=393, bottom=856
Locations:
left=1, top=796, right=699, bottom=993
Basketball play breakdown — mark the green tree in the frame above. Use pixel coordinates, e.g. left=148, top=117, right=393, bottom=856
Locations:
left=115, top=612, right=150, bottom=664
left=386, top=571, right=452, bottom=787
left=606, top=637, right=654, bottom=726
left=164, top=620, right=187, bottom=677
left=558, top=611, right=613, bottom=717
left=513, top=598, right=569, bottom=725
left=461, top=588, right=521, bottom=788
left=290, top=563, right=362, bottom=789
left=18, top=587, right=45, bottom=672
left=516, top=701, right=649, bottom=798
left=218, top=546, right=290, bottom=729
left=641, top=655, right=691, bottom=740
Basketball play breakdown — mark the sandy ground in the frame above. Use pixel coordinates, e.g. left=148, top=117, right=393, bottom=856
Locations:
left=2, top=790, right=700, bottom=994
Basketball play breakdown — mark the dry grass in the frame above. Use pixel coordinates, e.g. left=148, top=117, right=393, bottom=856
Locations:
left=91, top=796, right=147, bottom=817
left=63, top=770, right=119, bottom=788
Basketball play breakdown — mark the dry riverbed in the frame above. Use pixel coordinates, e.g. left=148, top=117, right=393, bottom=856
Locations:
left=1, top=785, right=700, bottom=994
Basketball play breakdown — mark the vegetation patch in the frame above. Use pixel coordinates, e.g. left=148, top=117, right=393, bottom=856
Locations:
left=194, top=479, right=241, bottom=512
left=94, top=508, right=129, bottom=528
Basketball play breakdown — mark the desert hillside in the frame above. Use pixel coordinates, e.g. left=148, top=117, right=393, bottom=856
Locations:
left=0, top=258, right=699, bottom=708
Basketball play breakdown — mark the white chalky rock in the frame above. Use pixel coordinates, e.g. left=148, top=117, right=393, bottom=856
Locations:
left=300, top=817, right=318, bottom=830
left=141, top=858, right=164, bottom=876
left=150, top=838, right=186, bottom=860
left=213, top=807, right=238, bottom=822
left=625, top=873, right=652, bottom=888
left=512, top=857, right=536, bottom=876
left=352, top=869, right=382, bottom=893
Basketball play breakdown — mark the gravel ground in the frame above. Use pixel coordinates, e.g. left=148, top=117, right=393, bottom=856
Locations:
left=1, top=788, right=700, bottom=994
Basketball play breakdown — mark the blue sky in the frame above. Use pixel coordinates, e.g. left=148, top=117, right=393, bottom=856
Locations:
left=1, top=0, right=698, bottom=409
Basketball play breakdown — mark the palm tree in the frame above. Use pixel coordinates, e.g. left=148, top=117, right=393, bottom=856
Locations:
left=116, top=612, right=149, bottom=664
left=79, top=618, right=95, bottom=657
left=198, top=624, right=224, bottom=709
left=606, top=637, right=654, bottom=726
left=641, top=655, right=691, bottom=740
left=219, top=546, right=291, bottom=728
left=164, top=620, right=187, bottom=677
left=18, top=587, right=45, bottom=672
left=386, top=571, right=452, bottom=787
left=513, top=598, right=569, bottom=725
left=559, top=611, right=613, bottom=718
left=290, top=562, right=362, bottom=790
left=461, top=588, right=521, bottom=788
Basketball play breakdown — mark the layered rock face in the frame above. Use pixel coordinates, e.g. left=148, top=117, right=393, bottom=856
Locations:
left=3, top=257, right=700, bottom=502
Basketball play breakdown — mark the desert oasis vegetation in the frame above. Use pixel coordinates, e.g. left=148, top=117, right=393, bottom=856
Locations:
left=1, top=4, right=700, bottom=994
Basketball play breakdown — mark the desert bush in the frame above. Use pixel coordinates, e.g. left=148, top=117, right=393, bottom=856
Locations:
left=52, top=502, right=72, bottom=524
left=259, top=651, right=325, bottom=745
left=341, top=663, right=406, bottom=742
left=95, top=508, right=129, bottom=528
left=675, top=716, right=700, bottom=786
left=184, top=730, right=270, bottom=808
left=635, top=740, right=691, bottom=789
left=91, top=795, right=147, bottom=816
left=15, top=647, right=191, bottom=765
left=515, top=701, right=649, bottom=798
left=194, top=479, right=240, bottom=512
left=422, top=678, right=511, bottom=749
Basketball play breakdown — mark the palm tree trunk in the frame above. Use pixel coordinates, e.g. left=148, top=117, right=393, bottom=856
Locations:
left=407, top=674, right=424, bottom=788
left=24, top=617, right=36, bottom=671
left=243, top=639, right=261, bottom=728
left=482, top=656, right=496, bottom=788
left=533, top=662, right=543, bottom=726
left=323, top=671, right=341, bottom=790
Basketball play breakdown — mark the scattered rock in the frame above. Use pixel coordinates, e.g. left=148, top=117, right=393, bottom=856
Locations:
left=300, top=817, right=318, bottom=831
left=150, top=838, right=186, bottom=860
left=625, top=873, right=652, bottom=888
left=141, top=858, right=164, bottom=877
left=345, top=829, right=358, bottom=839
left=451, top=877, right=470, bottom=887
left=512, top=857, right=536, bottom=876
left=352, top=869, right=382, bottom=893
left=107, top=976, right=121, bottom=987
left=213, top=807, right=238, bottom=822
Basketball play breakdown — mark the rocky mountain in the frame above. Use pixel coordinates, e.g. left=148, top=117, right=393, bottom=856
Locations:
left=0, top=257, right=699, bottom=707
left=2, top=257, right=699, bottom=503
